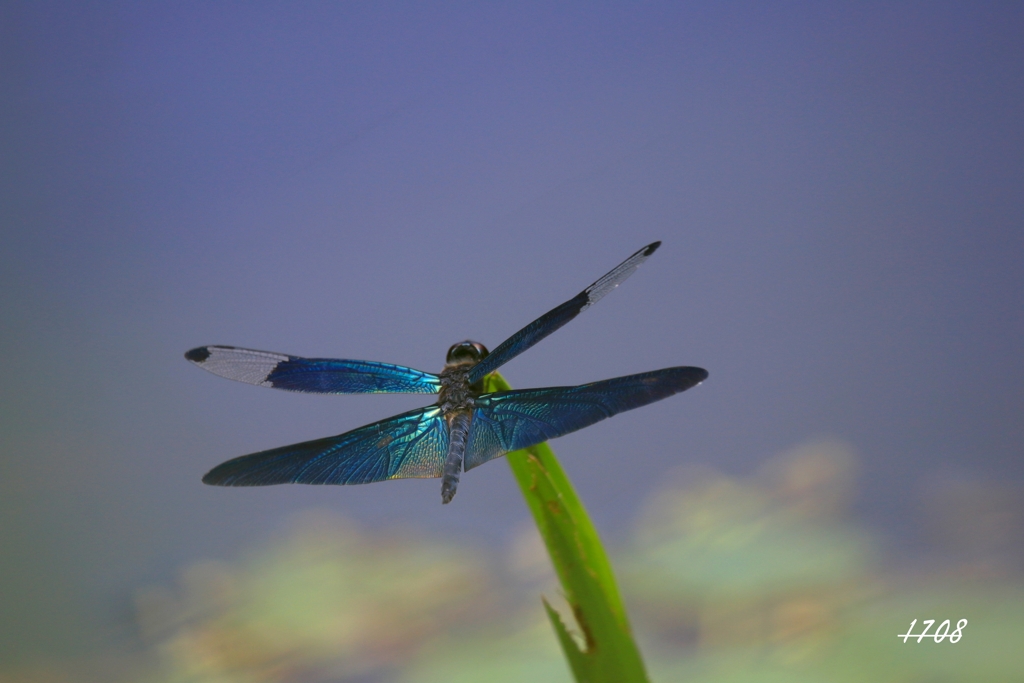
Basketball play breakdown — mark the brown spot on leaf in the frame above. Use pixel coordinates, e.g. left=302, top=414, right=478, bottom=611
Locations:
left=572, top=603, right=597, bottom=651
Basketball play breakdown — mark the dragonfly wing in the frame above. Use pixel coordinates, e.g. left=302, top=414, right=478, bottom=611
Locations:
left=186, top=346, right=441, bottom=394
left=468, top=242, right=661, bottom=384
left=464, top=366, right=707, bottom=470
left=203, top=406, right=449, bottom=485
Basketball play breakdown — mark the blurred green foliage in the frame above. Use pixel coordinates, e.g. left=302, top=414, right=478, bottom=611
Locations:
left=3, top=440, right=1022, bottom=683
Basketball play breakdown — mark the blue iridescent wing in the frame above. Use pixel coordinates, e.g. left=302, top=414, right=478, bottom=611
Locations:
left=464, top=366, right=708, bottom=470
left=468, top=242, right=661, bottom=384
left=185, top=346, right=441, bottom=394
left=202, top=406, right=448, bottom=485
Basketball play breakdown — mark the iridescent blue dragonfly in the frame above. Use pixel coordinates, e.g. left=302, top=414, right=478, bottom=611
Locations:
left=186, top=242, right=707, bottom=503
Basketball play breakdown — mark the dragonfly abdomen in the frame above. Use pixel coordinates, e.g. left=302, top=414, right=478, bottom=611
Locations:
left=441, top=411, right=471, bottom=504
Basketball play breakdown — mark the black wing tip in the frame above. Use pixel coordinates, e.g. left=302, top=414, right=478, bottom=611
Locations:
left=202, top=465, right=249, bottom=486
left=663, top=365, right=708, bottom=387
left=185, top=346, right=212, bottom=363
left=643, top=241, right=662, bottom=256
left=202, top=463, right=230, bottom=485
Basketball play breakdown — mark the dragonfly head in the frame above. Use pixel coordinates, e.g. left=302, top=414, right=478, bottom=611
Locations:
left=446, top=340, right=489, bottom=366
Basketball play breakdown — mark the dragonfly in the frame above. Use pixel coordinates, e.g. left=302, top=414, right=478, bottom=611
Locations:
left=186, top=242, right=707, bottom=504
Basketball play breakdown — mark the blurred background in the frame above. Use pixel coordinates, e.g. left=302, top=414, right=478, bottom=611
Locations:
left=2, top=2, right=1022, bottom=681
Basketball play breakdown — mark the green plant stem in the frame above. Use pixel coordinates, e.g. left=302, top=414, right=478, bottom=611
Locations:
left=484, top=371, right=650, bottom=683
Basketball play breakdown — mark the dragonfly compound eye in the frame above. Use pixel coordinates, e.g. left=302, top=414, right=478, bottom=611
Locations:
left=446, top=341, right=487, bottom=364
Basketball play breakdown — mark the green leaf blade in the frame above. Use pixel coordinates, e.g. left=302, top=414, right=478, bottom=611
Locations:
left=484, top=372, right=650, bottom=683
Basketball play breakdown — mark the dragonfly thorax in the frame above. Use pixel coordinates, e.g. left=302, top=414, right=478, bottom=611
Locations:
left=437, top=364, right=478, bottom=416
left=440, top=341, right=489, bottom=415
